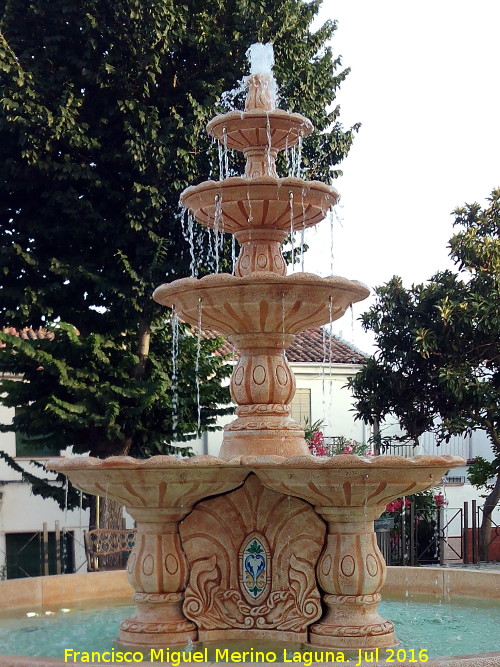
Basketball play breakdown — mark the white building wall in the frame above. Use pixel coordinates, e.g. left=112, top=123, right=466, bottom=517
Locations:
left=185, top=361, right=369, bottom=456
left=292, top=363, right=368, bottom=442
left=1, top=394, right=90, bottom=575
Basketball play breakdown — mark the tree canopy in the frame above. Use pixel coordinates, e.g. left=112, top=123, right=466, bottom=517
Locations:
left=349, top=188, right=500, bottom=559
left=0, top=0, right=359, bottom=507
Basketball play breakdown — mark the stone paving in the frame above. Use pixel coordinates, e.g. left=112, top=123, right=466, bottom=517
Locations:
left=437, top=561, right=500, bottom=570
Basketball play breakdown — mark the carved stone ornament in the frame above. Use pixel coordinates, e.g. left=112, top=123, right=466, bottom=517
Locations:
left=47, top=47, right=467, bottom=654
left=180, top=474, right=325, bottom=642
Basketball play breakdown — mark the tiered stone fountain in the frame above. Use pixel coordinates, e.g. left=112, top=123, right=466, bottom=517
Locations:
left=48, top=46, right=464, bottom=653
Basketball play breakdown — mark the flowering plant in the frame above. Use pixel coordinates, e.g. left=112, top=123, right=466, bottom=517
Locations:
left=309, top=430, right=327, bottom=456
left=304, top=421, right=374, bottom=458
left=329, top=436, right=374, bottom=457
left=383, top=489, right=447, bottom=520
left=385, top=498, right=411, bottom=514
left=433, top=492, right=448, bottom=508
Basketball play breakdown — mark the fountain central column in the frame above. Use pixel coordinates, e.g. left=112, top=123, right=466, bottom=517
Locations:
left=220, top=333, right=310, bottom=459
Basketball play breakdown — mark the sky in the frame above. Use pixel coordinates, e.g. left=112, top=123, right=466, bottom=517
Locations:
left=300, top=1, right=500, bottom=352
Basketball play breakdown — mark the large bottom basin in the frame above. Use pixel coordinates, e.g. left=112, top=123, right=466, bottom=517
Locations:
left=1, top=568, right=499, bottom=666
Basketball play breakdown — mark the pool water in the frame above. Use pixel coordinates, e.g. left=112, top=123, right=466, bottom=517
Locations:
left=0, top=597, right=499, bottom=660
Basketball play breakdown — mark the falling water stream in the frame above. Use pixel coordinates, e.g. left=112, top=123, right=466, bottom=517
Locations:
left=223, top=129, right=229, bottom=179
left=289, top=135, right=303, bottom=178
left=328, top=296, right=334, bottom=404
left=180, top=207, right=198, bottom=278
left=329, top=208, right=335, bottom=276
left=265, top=114, right=272, bottom=174
left=214, top=194, right=222, bottom=273
left=300, top=189, right=306, bottom=272
left=171, top=308, right=179, bottom=439
left=195, top=298, right=203, bottom=434
left=284, top=136, right=290, bottom=175
left=231, top=235, right=236, bottom=274
left=218, top=139, right=225, bottom=181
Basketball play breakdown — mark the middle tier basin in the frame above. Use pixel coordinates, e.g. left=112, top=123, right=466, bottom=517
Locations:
left=180, top=176, right=338, bottom=233
left=153, top=272, right=370, bottom=336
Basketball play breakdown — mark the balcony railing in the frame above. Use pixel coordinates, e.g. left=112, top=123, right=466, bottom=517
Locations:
left=375, top=432, right=472, bottom=460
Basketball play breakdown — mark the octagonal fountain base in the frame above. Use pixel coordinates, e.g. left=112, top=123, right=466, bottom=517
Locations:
left=43, top=454, right=466, bottom=655
left=1, top=568, right=500, bottom=666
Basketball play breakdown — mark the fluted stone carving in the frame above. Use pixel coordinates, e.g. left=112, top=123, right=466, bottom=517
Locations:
left=180, top=474, right=325, bottom=642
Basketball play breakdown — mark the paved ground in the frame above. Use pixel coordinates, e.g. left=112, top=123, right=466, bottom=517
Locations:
left=435, top=561, right=500, bottom=570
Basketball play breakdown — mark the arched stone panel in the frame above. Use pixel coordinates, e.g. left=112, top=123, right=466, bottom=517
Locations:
left=180, top=473, right=325, bottom=642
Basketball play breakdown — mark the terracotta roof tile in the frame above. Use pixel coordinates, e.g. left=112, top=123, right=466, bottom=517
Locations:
left=2, top=326, right=55, bottom=340
left=2, top=326, right=366, bottom=365
left=0, top=326, right=55, bottom=348
left=202, top=328, right=366, bottom=364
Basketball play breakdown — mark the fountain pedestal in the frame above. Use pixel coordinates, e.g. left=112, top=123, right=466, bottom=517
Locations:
left=253, top=455, right=463, bottom=649
left=311, top=507, right=395, bottom=649
left=118, top=508, right=196, bottom=647
left=45, top=457, right=247, bottom=647
left=221, top=332, right=308, bottom=459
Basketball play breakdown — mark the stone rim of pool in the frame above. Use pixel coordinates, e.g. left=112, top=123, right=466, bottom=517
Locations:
left=1, top=567, right=499, bottom=666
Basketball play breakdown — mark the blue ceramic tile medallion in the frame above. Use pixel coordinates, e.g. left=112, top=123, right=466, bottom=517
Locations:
left=242, top=536, right=267, bottom=599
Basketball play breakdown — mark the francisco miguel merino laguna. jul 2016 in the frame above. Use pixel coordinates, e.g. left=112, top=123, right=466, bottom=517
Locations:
left=63, top=647, right=431, bottom=664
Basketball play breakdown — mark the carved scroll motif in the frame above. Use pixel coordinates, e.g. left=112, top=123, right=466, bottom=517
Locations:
left=180, top=474, right=325, bottom=636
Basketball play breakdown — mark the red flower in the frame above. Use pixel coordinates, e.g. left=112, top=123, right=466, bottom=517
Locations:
left=434, top=492, right=448, bottom=508
left=311, top=431, right=325, bottom=446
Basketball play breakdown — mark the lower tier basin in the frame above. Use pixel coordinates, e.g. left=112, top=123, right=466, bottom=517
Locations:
left=1, top=568, right=499, bottom=666
left=43, top=455, right=465, bottom=655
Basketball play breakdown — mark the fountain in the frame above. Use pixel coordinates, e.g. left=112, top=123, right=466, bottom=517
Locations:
left=46, top=44, right=465, bottom=655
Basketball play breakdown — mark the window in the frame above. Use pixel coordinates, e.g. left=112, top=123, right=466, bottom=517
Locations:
left=290, top=388, right=311, bottom=425
left=5, top=531, right=75, bottom=579
left=14, top=407, right=60, bottom=457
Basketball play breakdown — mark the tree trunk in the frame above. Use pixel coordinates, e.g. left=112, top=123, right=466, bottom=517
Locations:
left=99, top=497, right=125, bottom=569
left=478, top=472, right=500, bottom=561
left=133, top=318, right=151, bottom=380
left=88, top=438, right=133, bottom=568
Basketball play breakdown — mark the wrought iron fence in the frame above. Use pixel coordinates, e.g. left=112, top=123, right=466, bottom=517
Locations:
left=2, top=502, right=499, bottom=579
left=3, top=522, right=79, bottom=579
left=374, top=499, right=500, bottom=566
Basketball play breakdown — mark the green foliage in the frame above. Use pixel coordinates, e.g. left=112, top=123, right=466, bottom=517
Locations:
left=350, top=189, right=500, bottom=453
left=349, top=189, right=500, bottom=553
left=247, top=540, right=264, bottom=555
left=0, top=0, right=357, bottom=508
left=0, top=324, right=231, bottom=461
left=302, top=417, right=325, bottom=444
left=467, top=456, right=499, bottom=493
left=329, top=436, right=371, bottom=456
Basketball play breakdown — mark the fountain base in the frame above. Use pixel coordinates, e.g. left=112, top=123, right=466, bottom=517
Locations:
left=309, top=593, right=396, bottom=650
left=118, top=593, right=197, bottom=648
left=46, top=454, right=465, bottom=652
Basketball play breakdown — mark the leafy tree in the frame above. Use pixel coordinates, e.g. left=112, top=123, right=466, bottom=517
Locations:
left=349, top=189, right=500, bottom=561
left=0, top=0, right=358, bottom=517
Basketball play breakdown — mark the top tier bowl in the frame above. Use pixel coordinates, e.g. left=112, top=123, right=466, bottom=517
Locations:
left=207, top=108, right=313, bottom=153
